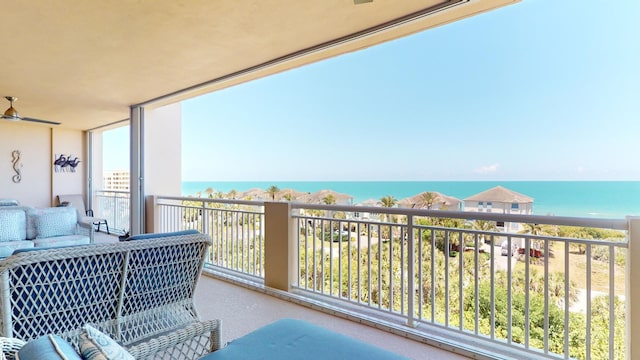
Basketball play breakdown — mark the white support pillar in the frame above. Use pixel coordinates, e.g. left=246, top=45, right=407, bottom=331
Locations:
left=130, top=106, right=145, bottom=235
left=85, top=130, right=93, bottom=209
left=264, top=202, right=296, bottom=291
left=627, top=216, right=640, bottom=360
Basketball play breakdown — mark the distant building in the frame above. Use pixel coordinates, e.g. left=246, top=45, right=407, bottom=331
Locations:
left=464, top=186, right=533, bottom=233
left=103, top=170, right=130, bottom=191
left=352, top=198, right=381, bottom=221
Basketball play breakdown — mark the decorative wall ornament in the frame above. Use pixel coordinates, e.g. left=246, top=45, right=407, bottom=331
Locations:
left=54, top=153, right=81, bottom=173
left=11, top=150, right=22, bottom=183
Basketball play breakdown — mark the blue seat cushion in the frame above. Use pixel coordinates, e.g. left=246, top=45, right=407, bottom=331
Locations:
left=198, top=318, right=408, bottom=360
left=32, top=235, right=91, bottom=248
left=124, top=229, right=200, bottom=241
left=16, top=334, right=82, bottom=360
left=0, top=241, right=34, bottom=258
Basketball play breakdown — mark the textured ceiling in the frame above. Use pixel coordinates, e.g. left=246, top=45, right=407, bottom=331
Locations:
left=0, top=0, right=516, bottom=130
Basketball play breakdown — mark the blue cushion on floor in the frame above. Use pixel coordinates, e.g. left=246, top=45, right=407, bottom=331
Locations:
left=198, top=318, right=408, bottom=360
left=124, top=229, right=200, bottom=241
left=16, top=334, right=82, bottom=360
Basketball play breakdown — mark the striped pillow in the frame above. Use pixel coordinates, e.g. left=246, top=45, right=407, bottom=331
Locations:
left=78, top=324, right=134, bottom=360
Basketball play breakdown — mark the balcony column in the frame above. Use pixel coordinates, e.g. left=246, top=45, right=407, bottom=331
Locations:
left=129, top=106, right=145, bottom=235
left=264, top=202, right=296, bottom=291
left=628, top=216, right=640, bottom=360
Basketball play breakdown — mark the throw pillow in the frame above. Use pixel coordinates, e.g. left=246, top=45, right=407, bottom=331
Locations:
left=78, top=324, right=134, bottom=360
left=34, top=207, right=77, bottom=238
left=0, top=209, right=26, bottom=241
left=15, top=334, right=82, bottom=360
left=0, top=199, right=19, bottom=206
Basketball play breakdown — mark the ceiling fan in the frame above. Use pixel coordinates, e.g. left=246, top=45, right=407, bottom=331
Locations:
left=2, top=96, right=61, bottom=125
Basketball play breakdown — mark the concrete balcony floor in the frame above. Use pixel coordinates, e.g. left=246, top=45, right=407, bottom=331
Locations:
left=194, top=275, right=467, bottom=360
left=94, top=232, right=465, bottom=360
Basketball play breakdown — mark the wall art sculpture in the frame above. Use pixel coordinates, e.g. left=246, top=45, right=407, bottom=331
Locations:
left=11, top=150, right=22, bottom=183
left=54, top=154, right=81, bottom=173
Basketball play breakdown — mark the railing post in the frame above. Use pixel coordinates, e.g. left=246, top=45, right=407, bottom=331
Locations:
left=144, top=195, right=159, bottom=233
left=201, top=202, right=207, bottom=234
left=264, top=202, right=295, bottom=291
left=627, top=216, right=640, bottom=360
left=112, top=192, right=118, bottom=232
left=407, top=214, right=415, bottom=328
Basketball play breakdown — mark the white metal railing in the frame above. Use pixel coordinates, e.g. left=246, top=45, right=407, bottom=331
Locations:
left=291, top=204, right=629, bottom=360
left=155, top=196, right=265, bottom=279
left=94, top=190, right=130, bottom=235
left=152, top=196, right=635, bottom=360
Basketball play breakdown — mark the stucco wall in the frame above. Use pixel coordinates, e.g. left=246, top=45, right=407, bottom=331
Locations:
left=0, top=122, right=85, bottom=207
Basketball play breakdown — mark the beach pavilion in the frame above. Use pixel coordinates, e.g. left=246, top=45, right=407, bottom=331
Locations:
left=398, top=191, right=463, bottom=211
left=298, top=189, right=354, bottom=205
left=1, top=1, right=639, bottom=360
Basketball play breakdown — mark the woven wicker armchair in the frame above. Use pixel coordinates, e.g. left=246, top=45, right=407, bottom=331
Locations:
left=0, top=337, right=24, bottom=360
left=0, top=232, right=221, bottom=359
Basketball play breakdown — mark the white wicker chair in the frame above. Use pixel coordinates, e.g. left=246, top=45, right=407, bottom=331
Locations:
left=0, top=232, right=220, bottom=359
left=0, top=337, right=24, bottom=360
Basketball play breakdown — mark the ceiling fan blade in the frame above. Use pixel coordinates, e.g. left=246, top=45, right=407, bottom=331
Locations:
left=1, top=114, right=20, bottom=122
left=21, top=117, right=61, bottom=125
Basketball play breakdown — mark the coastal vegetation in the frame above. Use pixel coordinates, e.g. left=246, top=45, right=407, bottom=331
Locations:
left=181, top=186, right=627, bottom=359
left=298, top=224, right=624, bottom=360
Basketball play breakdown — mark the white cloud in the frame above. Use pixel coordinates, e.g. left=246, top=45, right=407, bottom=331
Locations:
left=474, top=163, right=500, bottom=174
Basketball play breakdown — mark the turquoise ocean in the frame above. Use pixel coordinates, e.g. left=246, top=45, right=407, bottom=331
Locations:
left=181, top=181, right=640, bottom=219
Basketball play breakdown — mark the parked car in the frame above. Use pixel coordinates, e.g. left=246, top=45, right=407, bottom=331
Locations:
left=501, top=240, right=517, bottom=256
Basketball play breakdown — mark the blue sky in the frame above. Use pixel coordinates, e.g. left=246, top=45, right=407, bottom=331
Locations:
left=106, top=0, right=640, bottom=181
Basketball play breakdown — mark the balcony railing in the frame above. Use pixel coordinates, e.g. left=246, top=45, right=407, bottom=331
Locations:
left=94, top=190, right=130, bottom=235
left=150, top=195, right=638, bottom=360
left=155, top=196, right=265, bottom=280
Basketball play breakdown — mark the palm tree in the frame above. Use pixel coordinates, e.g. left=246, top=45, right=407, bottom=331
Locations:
left=380, top=195, right=396, bottom=208
left=228, top=189, right=237, bottom=199
left=421, top=192, right=437, bottom=209
left=520, top=223, right=550, bottom=236
left=266, top=185, right=280, bottom=200
left=472, top=219, right=497, bottom=244
left=283, top=192, right=294, bottom=202
left=379, top=195, right=397, bottom=223
left=322, top=194, right=336, bottom=205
